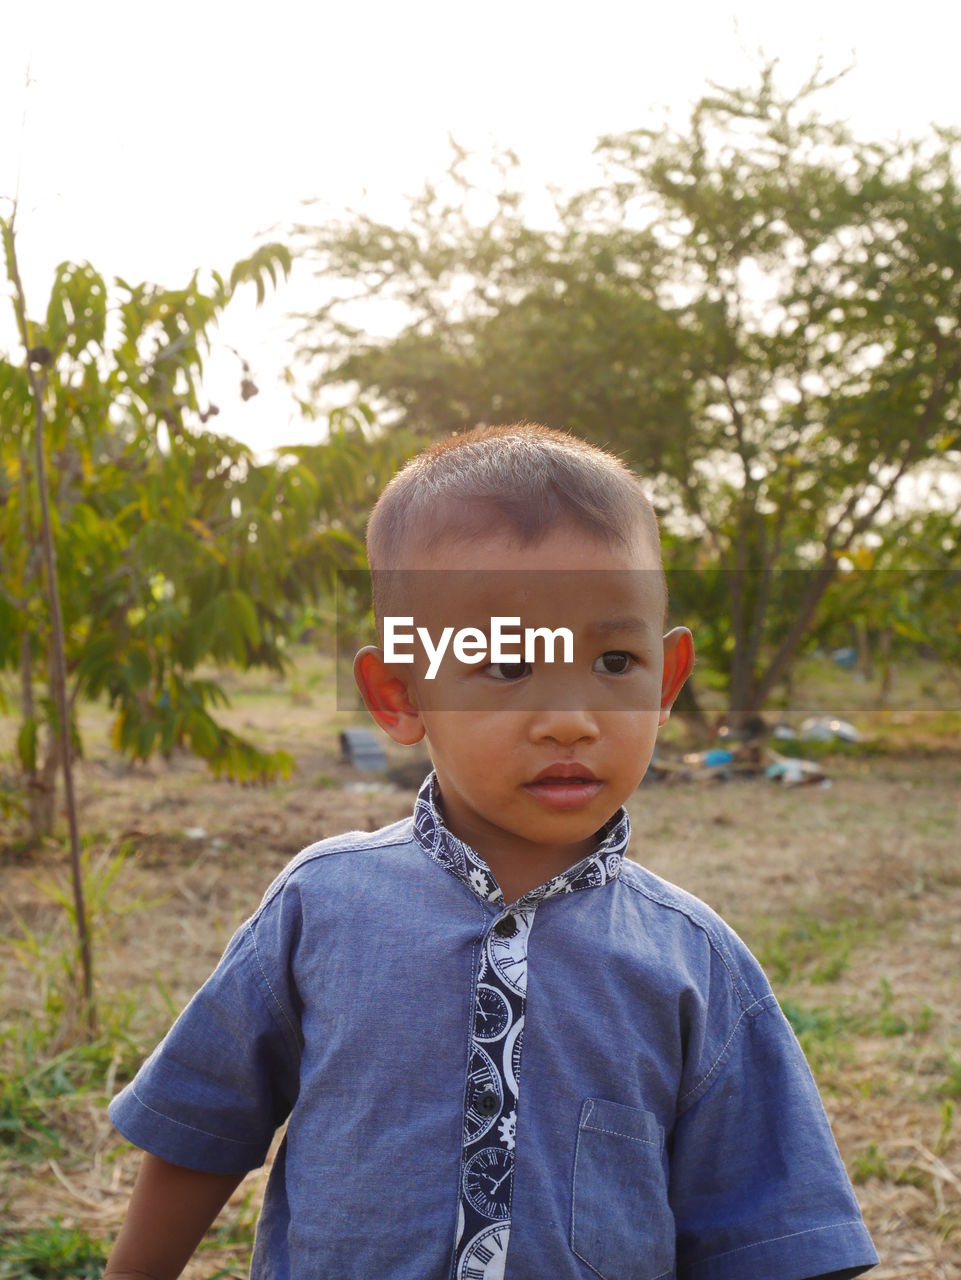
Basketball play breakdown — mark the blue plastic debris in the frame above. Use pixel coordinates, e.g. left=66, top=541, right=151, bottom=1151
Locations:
left=800, top=717, right=860, bottom=743
left=765, top=755, right=829, bottom=787
left=339, top=727, right=388, bottom=772
left=831, top=647, right=858, bottom=669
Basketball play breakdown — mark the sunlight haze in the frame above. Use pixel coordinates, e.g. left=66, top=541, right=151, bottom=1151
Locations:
left=2, top=1, right=960, bottom=456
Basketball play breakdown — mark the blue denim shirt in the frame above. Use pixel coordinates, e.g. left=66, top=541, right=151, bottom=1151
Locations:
left=109, top=780, right=878, bottom=1280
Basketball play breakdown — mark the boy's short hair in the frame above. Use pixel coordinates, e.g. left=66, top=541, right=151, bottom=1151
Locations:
left=366, top=423, right=667, bottom=624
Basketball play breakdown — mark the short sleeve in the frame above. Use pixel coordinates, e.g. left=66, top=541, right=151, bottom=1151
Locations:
left=669, top=1002, right=878, bottom=1280
left=108, top=903, right=303, bottom=1175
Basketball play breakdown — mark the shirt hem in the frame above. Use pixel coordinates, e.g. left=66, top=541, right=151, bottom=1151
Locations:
left=108, top=1087, right=267, bottom=1175
left=678, top=1218, right=878, bottom=1279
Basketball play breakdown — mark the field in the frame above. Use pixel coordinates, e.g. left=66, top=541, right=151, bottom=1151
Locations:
left=1, top=650, right=959, bottom=1278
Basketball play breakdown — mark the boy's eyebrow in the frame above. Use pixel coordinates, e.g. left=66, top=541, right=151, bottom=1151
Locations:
left=587, top=615, right=650, bottom=635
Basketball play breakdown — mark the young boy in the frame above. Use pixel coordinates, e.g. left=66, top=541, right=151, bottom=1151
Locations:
left=105, top=425, right=878, bottom=1280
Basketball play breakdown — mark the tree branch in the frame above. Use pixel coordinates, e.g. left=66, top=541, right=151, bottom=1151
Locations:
left=5, top=210, right=95, bottom=1033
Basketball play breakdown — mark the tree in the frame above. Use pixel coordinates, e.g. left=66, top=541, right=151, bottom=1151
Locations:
left=812, top=506, right=961, bottom=705
left=0, top=216, right=413, bottom=1035
left=295, top=64, right=961, bottom=718
left=0, top=229, right=402, bottom=847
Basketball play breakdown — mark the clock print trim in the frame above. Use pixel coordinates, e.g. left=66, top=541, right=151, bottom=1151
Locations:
left=474, top=983, right=511, bottom=1042
left=411, top=773, right=629, bottom=911
left=409, top=774, right=632, bottom=1280
left=457, top=1222, right=510, bottom=1280
left=487, top=910, right=534, bottom=997
left=464, top=1045, right=502, bottom=1143
left=463, top=1145, right=514, bottom=1220
left=503, top=1016, right=524, bottom=1099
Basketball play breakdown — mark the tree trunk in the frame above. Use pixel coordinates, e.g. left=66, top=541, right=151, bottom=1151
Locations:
left=7, top=213, right=95, bottom=1031
left=22, top=616, right=62, bottom=844
left=725, top=563, right=762, bottom=727
left=752, top=561, right=839, bottom=710
left=727, top=651, right=760, bottom=726
left=18, top=421, right=44, bottom=838
left=877, top=627, right=893, bottom=706
left=19, top=630, right=43, bottom=840
left=31, top=727, right=60, bottom=842
left=857, top=620, right=873, bottom=680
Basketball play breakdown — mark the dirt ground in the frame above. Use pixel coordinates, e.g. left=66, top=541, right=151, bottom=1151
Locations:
left=1, top=669, right=959, bottom=1277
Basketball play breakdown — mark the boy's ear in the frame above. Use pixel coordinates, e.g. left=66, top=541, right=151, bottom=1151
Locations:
left=353, top=646, right=425, bottom=746
left=658, top=627, right=695, bottom=727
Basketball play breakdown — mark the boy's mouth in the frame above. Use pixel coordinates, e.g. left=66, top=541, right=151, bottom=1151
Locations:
left=524, top=763, right=602, bottom=810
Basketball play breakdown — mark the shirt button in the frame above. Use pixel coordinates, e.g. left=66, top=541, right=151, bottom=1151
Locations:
left=494, top=915, right=517, bottom=938
left=477, top=1090, right=500, bottom=1116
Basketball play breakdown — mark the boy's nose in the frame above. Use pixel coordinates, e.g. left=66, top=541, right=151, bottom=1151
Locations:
left=528, top=701, right=600, bottom=746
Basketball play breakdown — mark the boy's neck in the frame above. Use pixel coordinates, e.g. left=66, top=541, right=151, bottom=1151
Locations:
left=487, top=848, right=593, bottom=905
left=450, top=819, right=598, bottom=905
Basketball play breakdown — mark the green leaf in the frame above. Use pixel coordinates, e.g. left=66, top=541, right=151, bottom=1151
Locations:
left=1, top=217, right=17, bottom=289
left=17, top=717, right=38, bottom=772
left=125, top=645, right=152, bottom=690
left=223, top=588, right=260, bottom=647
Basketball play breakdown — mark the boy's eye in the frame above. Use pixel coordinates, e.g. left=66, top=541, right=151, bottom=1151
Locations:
left=484, top=661, right=532, bottom=681
left=593, top=651, right=636, bottom=675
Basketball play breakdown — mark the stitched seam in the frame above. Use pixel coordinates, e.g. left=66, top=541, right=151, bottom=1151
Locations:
left=290, top=827, right=412, bottom=863
left=581, top=1124, right=658, bottom=1146
left=618, top=868, right=753, bottom=1011
left=678, top=1218, right=869, bottom=1271
left=247, top=923, right=301, bottom=1058
left=570, top=1101, right=600, bottom=1276
left=498, top=911, right=532, bottom=1278
left=256, top=825, right=414, bottom=913
left=678, top=994, right=776, bottom=1107
left=124, top=1084, right=261, bottom=1148
left=571, top=1101, right=672, bottom=1280
left=447, top=921, right=488, bottom=1280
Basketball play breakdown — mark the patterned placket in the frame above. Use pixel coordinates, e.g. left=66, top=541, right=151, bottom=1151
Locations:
left=411, top=774, right=631, bottom=1280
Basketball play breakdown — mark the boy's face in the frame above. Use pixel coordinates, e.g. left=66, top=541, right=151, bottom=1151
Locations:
left=355, top=521, right=693, bottom=893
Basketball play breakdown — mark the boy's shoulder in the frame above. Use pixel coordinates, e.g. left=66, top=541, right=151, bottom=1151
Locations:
left=617, top=857, right=738, bottom=938
left=616, top=858, right=775, bottom=1014
left=255, top=814, right=416, bottom=912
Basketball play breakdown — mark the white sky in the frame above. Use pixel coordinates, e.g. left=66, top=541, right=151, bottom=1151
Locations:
left=3, top=0, right=961, bottom=458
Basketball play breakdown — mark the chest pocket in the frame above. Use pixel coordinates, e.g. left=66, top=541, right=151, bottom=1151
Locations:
left=571, top=1098, right=675, bottom=1280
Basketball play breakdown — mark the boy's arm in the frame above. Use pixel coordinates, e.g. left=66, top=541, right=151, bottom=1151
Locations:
left=104, top=1152, right=246, bottom=1280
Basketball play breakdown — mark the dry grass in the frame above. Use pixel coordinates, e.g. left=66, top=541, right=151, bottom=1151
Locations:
left=1, top=653, right=959, bottom=1277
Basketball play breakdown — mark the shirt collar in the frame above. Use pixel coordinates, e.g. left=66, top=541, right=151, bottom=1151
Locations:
left=412, top=771, right=630, bottom=908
